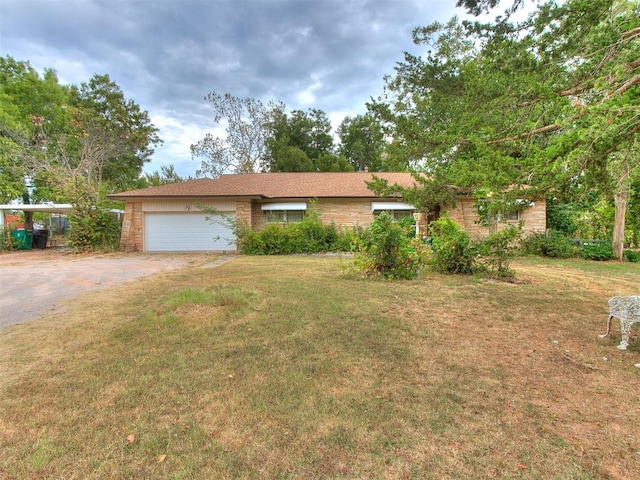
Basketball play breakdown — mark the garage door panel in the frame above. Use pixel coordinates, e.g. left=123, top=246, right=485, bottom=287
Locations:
left=145, top=213, right=236, bottom=252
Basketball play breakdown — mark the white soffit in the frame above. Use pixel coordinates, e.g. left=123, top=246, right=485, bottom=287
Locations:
left=0, top=203, right=73, bottom=213
left=371, top=202, right=415, bottom=213
left=261, top=202, right=307, bottom=211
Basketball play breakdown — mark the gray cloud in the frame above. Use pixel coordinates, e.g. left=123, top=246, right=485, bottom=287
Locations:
left=1, top=0, right=458, bottom=178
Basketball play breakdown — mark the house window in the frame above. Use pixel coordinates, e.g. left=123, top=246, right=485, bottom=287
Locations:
left=476, top=198, right=532, bottom=224
left=264, top=210, right=305, bottom=223
left=503, top=210, right=519, bottom=221
left=390, top=210, right=414, bottom=220
left=371, top=202, right=415, bottom=220
left=262, top=202, right=307, bottom=223
left=489, top=210, right=519, bottom=223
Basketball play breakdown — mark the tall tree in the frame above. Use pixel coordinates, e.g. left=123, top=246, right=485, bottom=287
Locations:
left=267, top=108, right=352, bottom=172
left=373, top=0, right=640, bottom=259
left=628, top=169, right=640, bottom=247
left=0, top=58, right=162, bottom=202
left=192, top=93, right=285, bottom=177
left=0, top=93, right=30, bottom=203
left=142, top=164, right=186, bottom=187
left=0, top=59, right=81, bottom=230
left=268, top=144, right=314, bottom=172
left=72, top=74, right=162, bottom=192
left=337, top=113, right=386, bottom=172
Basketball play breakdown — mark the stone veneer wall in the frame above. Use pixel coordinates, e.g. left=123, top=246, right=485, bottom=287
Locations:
left=119, top=201, right=143, bottom=251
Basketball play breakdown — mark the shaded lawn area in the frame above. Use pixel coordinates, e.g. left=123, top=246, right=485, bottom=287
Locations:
left=0, top=255, right=639, bottom=479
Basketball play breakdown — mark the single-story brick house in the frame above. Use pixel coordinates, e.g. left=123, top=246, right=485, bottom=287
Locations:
left=108, top=172, right=546, bottom=252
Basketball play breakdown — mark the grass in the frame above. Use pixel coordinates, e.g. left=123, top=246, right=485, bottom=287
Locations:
left=1, top=255, right=639, bottom=479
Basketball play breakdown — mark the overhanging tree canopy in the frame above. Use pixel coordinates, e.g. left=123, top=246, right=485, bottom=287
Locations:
left=371, top=0, right=639, bottom=259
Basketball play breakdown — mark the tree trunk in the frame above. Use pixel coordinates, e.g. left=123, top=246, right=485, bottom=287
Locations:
left=613, top=191, right=627, bottom=261
left=612, top=161, right=630, bottom=261
left=22, top=192, right=33, bottom=232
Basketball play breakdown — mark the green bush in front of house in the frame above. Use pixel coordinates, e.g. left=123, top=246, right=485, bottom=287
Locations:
left=428, top=216, right=477, bottom=275
left=66, top=204, right=121, bottom=251
left=351, top=211, right=428, bottom=279
left=474, top=224, right=522, bottom=280
left=236, top=209, right=350, bottom=255
left=580, top=240, right=615, bottom=261
left=624, top=249, right=639, bottom=263
left=520, top=230, right=577, bottom=258
left=428, top=216, right=523, bottom=280
left=0, top=227, right=13, bottom=251
left=59, top=180, right=122, bottom=252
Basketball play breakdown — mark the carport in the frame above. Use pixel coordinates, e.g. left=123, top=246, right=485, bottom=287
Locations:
left=0, top=203, right=73, bottom=248
left=1, top=204, right=125, bottom=249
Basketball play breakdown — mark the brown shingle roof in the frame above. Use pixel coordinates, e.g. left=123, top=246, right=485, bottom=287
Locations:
left=109, top=172, right=417, bottom=200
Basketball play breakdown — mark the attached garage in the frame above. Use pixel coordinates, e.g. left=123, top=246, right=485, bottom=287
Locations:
left=144, top=212, right=236, bottom=252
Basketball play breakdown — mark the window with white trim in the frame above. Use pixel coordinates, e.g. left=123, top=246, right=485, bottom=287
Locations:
left=371, top=202, right=415, bottom=220
left=262, top=202, right=307, bottom=223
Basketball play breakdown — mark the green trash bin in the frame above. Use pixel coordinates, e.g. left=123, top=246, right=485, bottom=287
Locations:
left=10, top=229, right=33, bottom=250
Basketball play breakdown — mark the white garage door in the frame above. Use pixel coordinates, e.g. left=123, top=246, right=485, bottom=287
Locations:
left=145, top=213, right=236, bottom=252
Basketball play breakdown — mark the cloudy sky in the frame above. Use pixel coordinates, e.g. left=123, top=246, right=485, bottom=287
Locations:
left=1, top=0, right=470, bottom=179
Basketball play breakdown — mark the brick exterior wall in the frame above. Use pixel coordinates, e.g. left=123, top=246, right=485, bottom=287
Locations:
left=445, top=198, right=546, bottom=239
left=316, top=199, right=376, bottom=228
left=520, top=199, right=547, bottom=236
left=236, top=200, right=253, bottom=229
left=252, top=202, right=267, bottom=231
left=251, top=198, right=388, bottom=232
left=250, top=197, right=546, bottom=238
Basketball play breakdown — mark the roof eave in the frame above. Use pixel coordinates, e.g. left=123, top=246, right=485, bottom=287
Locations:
left=107, top=194, right=267, bottom=201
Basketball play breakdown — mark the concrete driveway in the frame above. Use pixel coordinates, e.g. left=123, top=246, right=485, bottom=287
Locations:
left=0, top=249, right=230, bottom=329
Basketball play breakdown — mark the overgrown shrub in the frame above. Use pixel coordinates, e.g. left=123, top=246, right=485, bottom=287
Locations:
left=62, top=180, right=121, bottom=251
left=623, top=249, right=639, bottom=263
left=290, top=212, right=338, bottom=252
left=259, top=224, right=296, bottom=255
left=235, top=228, right=264, bottom=254
left=333, top=226, right=360, bottom=252
left=428, top=216, right=476, bottom=274
left=475, top=225, right=522, bottom=280
left=521, top=230, right=576, bottom=258
left=351, top=211, right=428, bottom=279
left=0, top=227, right=12, bottom=251
left=235, top=208, right=348, bottom=255
left=581, top=241, right=615, bottom=261
left=66, top=204, right=121, bottom=251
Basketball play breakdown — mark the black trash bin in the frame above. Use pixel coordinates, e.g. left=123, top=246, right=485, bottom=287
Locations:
left=33, top=229, right=49, bottom=249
